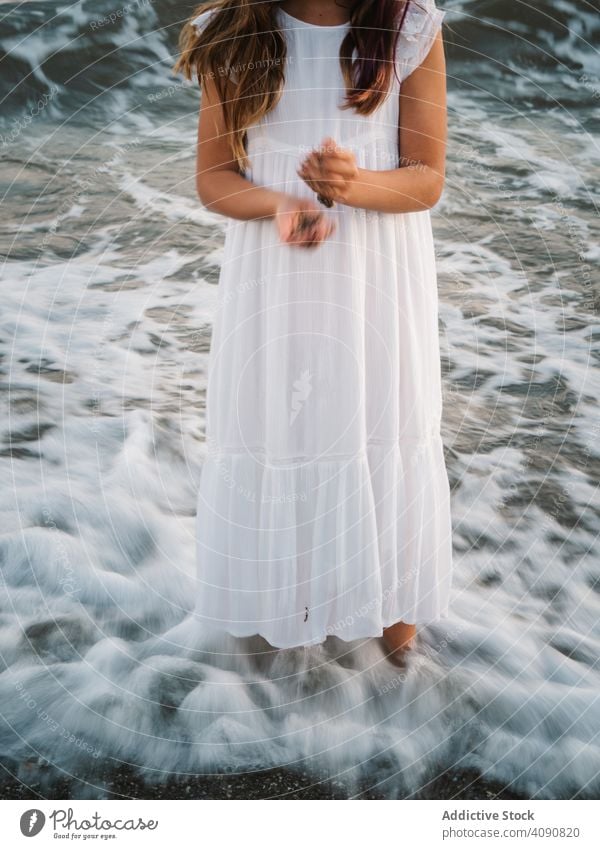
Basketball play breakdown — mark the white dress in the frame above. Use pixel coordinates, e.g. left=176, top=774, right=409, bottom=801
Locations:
left=191, top=0, right=452, bottom=649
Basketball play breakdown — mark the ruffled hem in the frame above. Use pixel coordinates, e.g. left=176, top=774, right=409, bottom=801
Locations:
left=194, top=436, right=453, bottom=649
left=191, top=609, right=452, bottom=651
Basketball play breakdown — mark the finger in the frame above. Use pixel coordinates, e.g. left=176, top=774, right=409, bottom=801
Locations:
left=287, top=214, right=313, bottom=244
left=322, top=147, right=354, bottom=164
left=302, top=217, right=325, bottom=246
left=303, top=177, right=333, bottom=198
left=322, top=218, right=336, bottom=239
left=294, top=228, right=317, bottom=248
left=301, top=159, right=347, bottom=180
left=312, top=180, right=339, bottom=199
left=279, top=215, right=295, bottom=242
left=298, top=171, right=322, bottom=189
left=322, top=216, right=336, bottom=236
left=298, top=166, right=330, bottom=189
left=319, top=136, right=339, bottom=156
left=315, top=162, right=356, bottom=180
left=319, top=156, right=357, bottom=180
left=297, top=172, right=322, bottom=192
left=289, top=214, right=320, bottom=245
left=321, top=147, right=354, bottom=162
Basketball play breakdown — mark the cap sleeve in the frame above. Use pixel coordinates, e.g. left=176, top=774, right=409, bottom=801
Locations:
left=191, top=8, right=217, bottom=35
left=190, top=7, right=241, bottom=85
left=395, top=0, right=445, bottom=84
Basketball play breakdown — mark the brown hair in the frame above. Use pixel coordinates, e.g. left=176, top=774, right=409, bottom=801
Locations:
left=174, top=0, right=411, bottom=172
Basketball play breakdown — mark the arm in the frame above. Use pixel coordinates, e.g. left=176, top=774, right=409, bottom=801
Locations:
left=299, top=30, right=447, bottom=213
left=196, top=73, right=336, bottom=247
left=196, top=73, right=287, bottom=220
left=356, top=29, right=447, bottom=212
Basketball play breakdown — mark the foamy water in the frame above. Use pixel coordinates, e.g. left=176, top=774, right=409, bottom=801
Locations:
left=0, top=0, right=599, bottom=798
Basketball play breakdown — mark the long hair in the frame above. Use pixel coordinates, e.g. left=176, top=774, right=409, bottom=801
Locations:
left=174, top=0, right=411, bottom=172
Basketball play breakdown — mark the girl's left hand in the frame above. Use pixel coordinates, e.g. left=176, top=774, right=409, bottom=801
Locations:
left=297, top=136, right=360, bottom=205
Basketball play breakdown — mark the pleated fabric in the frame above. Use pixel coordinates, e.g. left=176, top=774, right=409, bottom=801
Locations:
left=191, top=1, right=452, bottom=648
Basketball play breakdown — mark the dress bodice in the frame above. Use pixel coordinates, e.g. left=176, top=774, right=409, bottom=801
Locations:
left=191, top=1, right=445, bottom=177
left=251, top=6, right=398, bottom=153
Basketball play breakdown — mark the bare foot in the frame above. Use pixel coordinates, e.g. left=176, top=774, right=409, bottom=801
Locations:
left=382, top=621, right=417, bottom=665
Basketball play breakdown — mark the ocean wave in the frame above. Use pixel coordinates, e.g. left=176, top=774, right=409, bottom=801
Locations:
left=1, top=0, right=599, bottom=122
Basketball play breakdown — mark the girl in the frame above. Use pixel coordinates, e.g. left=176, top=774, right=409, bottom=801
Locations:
left=175, top=0, right=452, bottom=661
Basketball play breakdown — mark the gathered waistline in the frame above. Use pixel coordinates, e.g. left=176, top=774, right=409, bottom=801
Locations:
left=203, top=432, right=444, bottom=465
left=247, top=127, right=397, bottom=157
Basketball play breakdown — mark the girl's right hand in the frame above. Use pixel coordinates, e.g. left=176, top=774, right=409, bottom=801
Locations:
left=274, top=195, right=336, bottom=249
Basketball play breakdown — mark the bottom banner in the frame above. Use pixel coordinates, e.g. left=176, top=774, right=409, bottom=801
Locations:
left=0, top=799, right=598, bottom=848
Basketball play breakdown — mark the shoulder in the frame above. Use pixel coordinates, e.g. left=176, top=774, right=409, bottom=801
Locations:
left=402, top=0, right=445, bottom=37
left=395, top=0, right=446, bottom=82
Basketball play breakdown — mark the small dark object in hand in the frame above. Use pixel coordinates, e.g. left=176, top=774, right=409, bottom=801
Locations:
left=317, top=194, right=334, bottom=208
left=295, top=209, right=321, bottom=236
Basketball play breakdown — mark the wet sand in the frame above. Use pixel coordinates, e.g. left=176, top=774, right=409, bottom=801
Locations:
left=0, top=758, right=532, bottom=800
